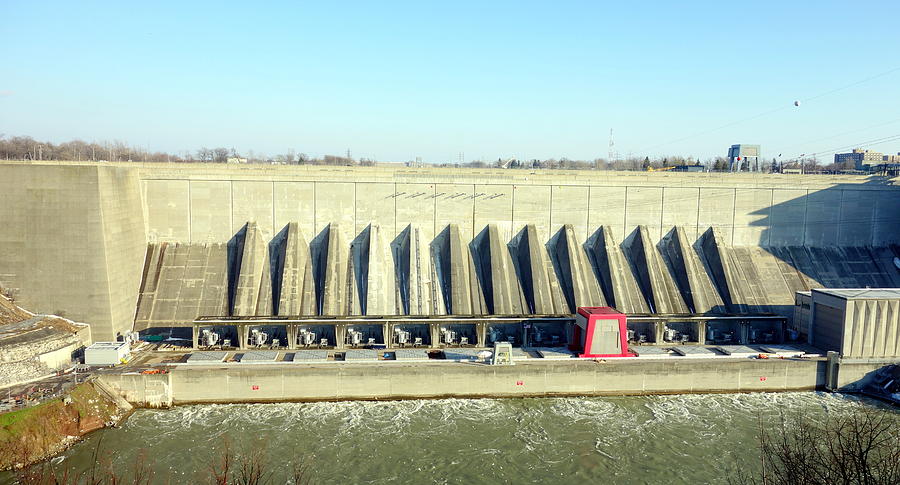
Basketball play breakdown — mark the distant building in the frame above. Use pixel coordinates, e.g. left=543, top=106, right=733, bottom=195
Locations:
left=834, top=149, right=900, bottom=171
left=726, top=144, right=760, bottom=171
left=834, top=149, right=884, bottom=170
left=84, top=341, right=131, bottom=366
left=672, top=164, right=705, bottom=172
left=226, top=157, right=248, bottom=164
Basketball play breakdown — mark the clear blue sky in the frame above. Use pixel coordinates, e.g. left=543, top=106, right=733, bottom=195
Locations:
left=2, top=1, right=900, bottom=163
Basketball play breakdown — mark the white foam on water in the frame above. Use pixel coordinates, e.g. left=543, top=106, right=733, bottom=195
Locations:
left=640, top=391, right=869, bottom=428
left=32, top=393, right=893, bottom=485
left=549, top=396, right=620, bottom=422
left=593, top=440, right=617, bottom=460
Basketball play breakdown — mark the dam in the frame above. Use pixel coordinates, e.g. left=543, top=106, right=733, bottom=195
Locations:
left=0, top=161, right=899, bottom=348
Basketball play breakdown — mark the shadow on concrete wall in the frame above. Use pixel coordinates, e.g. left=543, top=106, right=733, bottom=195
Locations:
left=750, top=176, right=898, bottom=247
left=696, top=177, right=900, bottom=322
left=268, top=224, right=291, bottom=315
left=226, top=223, right=250, bottom=316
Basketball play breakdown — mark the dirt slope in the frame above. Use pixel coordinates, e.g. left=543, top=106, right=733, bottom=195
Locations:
left=0, top=294, right=29, bottom=326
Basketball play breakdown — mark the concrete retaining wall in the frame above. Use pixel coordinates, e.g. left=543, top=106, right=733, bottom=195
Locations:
left=0, top=164, right=146, bottom=341
left=97, top=373, right=172, bottom=407
left=93, top=359, right=900, bottom=406
left=138, top=169, right=900, bottom=248
left=165, top=359, right=825, bottom=403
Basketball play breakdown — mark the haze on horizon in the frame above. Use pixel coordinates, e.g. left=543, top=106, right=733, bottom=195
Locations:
left=2, top=1, right=900, bottom=164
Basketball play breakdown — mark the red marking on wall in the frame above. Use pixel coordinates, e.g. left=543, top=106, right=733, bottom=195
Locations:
left=759, top=376, right=767, bottom=382
left=251, top=385, right=259, bottom=390
left=516, top=380, right=524, bottom=386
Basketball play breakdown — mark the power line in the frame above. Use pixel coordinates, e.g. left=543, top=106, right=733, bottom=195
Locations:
left=786, top=132, right=900, bottom=160
left=802, top=65, right=900, bottom=103
left=630, top=65, right=900, bottom=156
left=778, top=116, right=900, bottom=153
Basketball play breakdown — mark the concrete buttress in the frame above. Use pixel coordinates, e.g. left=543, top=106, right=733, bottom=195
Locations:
left=349, top=224, right=399, bottom=315
left=585, top=226, right=650, bottom=314
left=230, top=222, right=267, bottom=316
left=392, top=224, right=437, bottom=315
left=470, top=224, right=527, bottom=314
left=659, top=226, right=725, bottom=314
left=508, top=225, right=567, bottom=314
left=431, top=224, right=487, bottom=315
left=273, top=223, right=315, bottom=316
left=622, top=226, right=689, bottom=314
left=547, top=224, right=605, bottom=312
left=310, top=223, right=349, bottom=316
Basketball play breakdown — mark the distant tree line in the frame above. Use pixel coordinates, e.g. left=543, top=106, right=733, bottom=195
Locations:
left=449, top=155, right=725, bottom=172
left=0, top=134, right=860, bottom=173
left=0, top=135, right=372, bottom=167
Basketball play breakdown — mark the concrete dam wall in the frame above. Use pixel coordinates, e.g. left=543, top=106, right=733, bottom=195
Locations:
left=1, top=161, right=899, bottom=340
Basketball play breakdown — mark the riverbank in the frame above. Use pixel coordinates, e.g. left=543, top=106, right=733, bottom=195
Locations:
left=0, top=380, right=130, bottom=470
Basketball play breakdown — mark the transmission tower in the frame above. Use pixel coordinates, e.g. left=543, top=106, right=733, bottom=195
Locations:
left=608, top=128, right=615, bottom=163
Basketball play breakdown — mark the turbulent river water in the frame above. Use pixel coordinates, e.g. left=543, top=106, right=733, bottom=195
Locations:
left=2, top=392, right=893, bottom=484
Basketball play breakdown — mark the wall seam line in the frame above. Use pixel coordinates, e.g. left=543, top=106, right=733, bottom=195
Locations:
left=188, top=180, right=193, bottom=243
left=731, top=188, right=736, bottom=245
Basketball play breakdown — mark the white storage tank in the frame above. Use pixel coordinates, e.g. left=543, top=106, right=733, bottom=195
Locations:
left=84, top=341, right=131, bottom=366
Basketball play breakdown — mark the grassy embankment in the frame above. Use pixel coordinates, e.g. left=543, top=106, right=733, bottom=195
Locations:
left=0, top=382, right=119, bottom=469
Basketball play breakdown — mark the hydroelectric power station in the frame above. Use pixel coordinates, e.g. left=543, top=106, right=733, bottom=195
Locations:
left=1, top=161, right=899, bottom=404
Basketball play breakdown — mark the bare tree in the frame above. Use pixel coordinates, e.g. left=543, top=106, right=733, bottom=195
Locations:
left=731, top=407, right=900, bottom=485
left=213, top=148, right=230, bottom=163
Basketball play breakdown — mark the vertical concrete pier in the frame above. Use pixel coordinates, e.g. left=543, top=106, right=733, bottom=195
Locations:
left=623, top=226, right=689, bottom=314
left=585, top=226, right=649, bottom=313
left=547, top=224, right=605, bottom=312
left=470, top=224, right=527, bottom=314
left=310, top=223, right=349, bottom=316
left=508, top=225, right=566, bottom=314
left=659, top=226, right=724, bottom=313
left=431, top=224, right=486, bottom=315
left=274, top=222, right=315, bottom=316
left=349, top=224, right=399, bottom=315
left=392, top=224, right=438, bottom=315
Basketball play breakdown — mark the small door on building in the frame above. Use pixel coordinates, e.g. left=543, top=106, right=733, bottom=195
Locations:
left=590, top=319, right=621, bottom=355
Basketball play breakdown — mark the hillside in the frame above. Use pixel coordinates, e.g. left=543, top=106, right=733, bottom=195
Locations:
left=0, top=294, right=29, bottom=326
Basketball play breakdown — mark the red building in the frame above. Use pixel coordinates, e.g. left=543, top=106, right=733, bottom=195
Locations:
left=574, top=307, right=632, bottom=358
